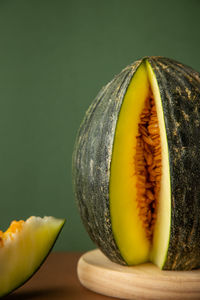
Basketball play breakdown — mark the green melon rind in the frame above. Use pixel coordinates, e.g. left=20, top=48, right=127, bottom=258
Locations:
left=72, top=59, right=142, bottom=265
left=148, top=57, right=200, bottom=270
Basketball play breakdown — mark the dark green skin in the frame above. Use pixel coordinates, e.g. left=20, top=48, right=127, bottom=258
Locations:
left=148, top=57, right=200, bottom=270
left=72, top=56, right=200, bottom=270
left=72, top=61, right=141, bottom=265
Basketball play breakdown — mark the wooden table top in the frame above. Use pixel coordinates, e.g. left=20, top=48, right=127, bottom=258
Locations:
left=4, top=252, right=115, bottom=300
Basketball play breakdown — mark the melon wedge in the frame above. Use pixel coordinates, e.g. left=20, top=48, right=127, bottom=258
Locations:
left=0, top=216, right=65, bottom=297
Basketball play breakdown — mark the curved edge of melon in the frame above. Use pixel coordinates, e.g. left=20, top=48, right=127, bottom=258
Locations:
left=0, top=216, right=65, bottom=298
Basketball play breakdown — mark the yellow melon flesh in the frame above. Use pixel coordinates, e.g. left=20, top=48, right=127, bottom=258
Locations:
left=146, top=62, right=171, bottom=268
left=109, top=61, right=171, bottom=267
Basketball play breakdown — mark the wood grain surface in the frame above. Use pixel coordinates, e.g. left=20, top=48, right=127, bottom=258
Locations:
left=4, top=252, right=115, bottom=300
left=78, top=249, right=200, bottom=300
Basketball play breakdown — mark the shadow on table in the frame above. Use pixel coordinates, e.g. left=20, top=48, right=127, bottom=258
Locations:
left=4, top=287, right=67, bottom=300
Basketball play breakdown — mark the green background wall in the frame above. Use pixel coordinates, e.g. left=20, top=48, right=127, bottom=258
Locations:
left=0, top=0, right=199, bottom=251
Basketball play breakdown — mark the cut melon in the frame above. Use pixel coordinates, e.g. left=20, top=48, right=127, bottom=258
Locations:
left=0, top=216, right=65, bottom=297
left=73, top=56, right=200, bottom=270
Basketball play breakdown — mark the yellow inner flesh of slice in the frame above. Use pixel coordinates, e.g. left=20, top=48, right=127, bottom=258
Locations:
left=0, top=216, right=65, bottom=297
left=109, top=61, right=171, bottom=268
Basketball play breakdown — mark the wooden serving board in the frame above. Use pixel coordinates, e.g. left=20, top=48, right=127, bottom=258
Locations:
left=77, top=249, right=200, bottom=300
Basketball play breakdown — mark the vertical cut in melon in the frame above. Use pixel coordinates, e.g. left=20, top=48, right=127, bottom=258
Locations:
left=110, top=61, right=170, bottom=268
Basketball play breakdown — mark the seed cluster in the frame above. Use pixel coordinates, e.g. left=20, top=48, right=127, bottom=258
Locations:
left=135, top=96, right=162, bottom=240
left=0, top=220, right=25, bottom=247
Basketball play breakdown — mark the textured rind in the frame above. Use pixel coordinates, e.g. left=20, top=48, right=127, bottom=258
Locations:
left=148, top=57, right=200, bottom=270
left=73, top=56, right=200, bottom=270
left=72, top=60, right=142, bottom=265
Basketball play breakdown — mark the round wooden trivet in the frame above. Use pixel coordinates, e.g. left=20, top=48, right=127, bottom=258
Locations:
left=77, top=249, right=200, bottom=300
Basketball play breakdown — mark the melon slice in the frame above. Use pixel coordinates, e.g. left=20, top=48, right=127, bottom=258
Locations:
left=0, top=216, right=65, bottom=297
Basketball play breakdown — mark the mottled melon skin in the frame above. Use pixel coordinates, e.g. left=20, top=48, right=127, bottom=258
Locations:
left=72, top=56, right=200, bottom=270
left=72, top=61, right=141, bottom=265
left=148, top=57, right=200, bottom=270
